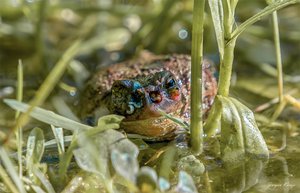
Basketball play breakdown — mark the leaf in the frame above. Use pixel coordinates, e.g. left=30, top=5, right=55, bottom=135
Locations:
left=214, top=96, right=269, bottom=164
left=4, top=99, right=91, bottom=131
left=230, top=0, right=300, bottom=43
left=51, top=125, right=65, bottom=154
left=176, top=171, right=198, bottom=193
left=208, top=0, right=224, bottom=60
left=97, top=114, right=124, bottom=130
left=26, top=127, right=45, bottom=183
left=136, top=167, right=158, bottom=191
left=73, top=116, right=138, bottom=179
left=111, top=148, right=139, bottom=183
left=218, top=97, right=245, bottom=164
left=32, top=168, right=55, bottom=193
left=0, top=147, right=26, bottom=193
left=26, top=127, right=45, bottom=169
left=230, top=98, right=269, bottom=157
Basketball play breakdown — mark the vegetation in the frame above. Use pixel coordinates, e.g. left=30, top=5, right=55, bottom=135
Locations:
left=1, top=0, right=300, bottom=192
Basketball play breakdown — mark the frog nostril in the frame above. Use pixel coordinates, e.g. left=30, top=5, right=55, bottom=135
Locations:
left=149, top=91, right=162, bottom=103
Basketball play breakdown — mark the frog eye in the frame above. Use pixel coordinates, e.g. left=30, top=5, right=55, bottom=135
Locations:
left=165, top=78, right=176, bottom=89
left=130, top=88, right=144, bottom=108
left=111, top=80, right=143, bottom=115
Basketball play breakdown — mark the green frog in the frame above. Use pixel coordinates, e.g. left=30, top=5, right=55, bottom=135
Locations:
left=79, top=53, right=217, bottom=140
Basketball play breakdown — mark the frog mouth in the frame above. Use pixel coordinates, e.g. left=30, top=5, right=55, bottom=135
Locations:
left=120, top=116, right=180, bottom=140
left=125, top=89, right=182, bottom=120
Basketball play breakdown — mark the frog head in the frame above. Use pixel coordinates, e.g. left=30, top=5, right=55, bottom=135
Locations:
left=109, top=71, right=183, bottom=139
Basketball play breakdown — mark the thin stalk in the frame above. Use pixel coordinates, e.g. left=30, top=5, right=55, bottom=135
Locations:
left=218, top=0, right=236, bottom=96
left=272, top=11, right=284, bottom=102
left=217, top=39, right=236, bottom=96
left=58, top=139, right=76, bottom=185
left=191, top=0, right=206, bottom=155
left=34, top=0, right=48, bottom=75
left=229, top=0, right=300, bottom=44
left=15, top=60, right=23, bottom=179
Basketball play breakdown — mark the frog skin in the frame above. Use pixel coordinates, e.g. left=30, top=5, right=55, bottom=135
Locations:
left=79, top=53, right=217, bottom=141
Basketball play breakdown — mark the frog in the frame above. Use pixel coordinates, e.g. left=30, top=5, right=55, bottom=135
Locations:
left=79, top=53, right=217, bottom=141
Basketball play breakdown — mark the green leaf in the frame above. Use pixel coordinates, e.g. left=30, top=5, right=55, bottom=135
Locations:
left=218, top=96, right=269, bottom=163
left=4, top=99, right=91, bottom=131
left=0, top=147, right=26, bottom=193
left=32, top=168, right=55, bottom=193
left=230, top=98, right=269, bottom=157
left=97, top=114, right=124, bottom=129
left=26, top=127, right=45, bottom=168
left=218, top=97, right=245, bottom=164
left=50, top=125, right=65, bottom=155
left=73, top=116, right=138, bottom=179
left=205, top=96, right=269, bottom=165
left=111, top=148, right=139, bottom=183
left=26, top=127, right=45, bottom=182
left=208, top=0, right=224, bottom=60
left=229, top=0, right=300, bottom=44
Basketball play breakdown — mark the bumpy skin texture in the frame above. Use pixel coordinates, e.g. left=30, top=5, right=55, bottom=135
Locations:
left=79, top=53, right=217, bottom=140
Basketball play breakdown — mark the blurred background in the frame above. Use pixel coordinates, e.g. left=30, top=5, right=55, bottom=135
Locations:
left=1, top=0, right=300, bottom=100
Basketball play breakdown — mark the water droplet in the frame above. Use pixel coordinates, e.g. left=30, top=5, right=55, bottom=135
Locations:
left=178, top=29, right=188, bottom=40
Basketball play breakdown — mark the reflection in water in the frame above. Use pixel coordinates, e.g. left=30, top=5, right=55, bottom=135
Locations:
left=206, top=154, right=265, bottom=193
left=245, top=155, right=299, bottom=193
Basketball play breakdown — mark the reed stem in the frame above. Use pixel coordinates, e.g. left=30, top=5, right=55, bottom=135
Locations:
left=272, top=11, right=284, bottom=102
left=191, top=0, right=206, bottom=155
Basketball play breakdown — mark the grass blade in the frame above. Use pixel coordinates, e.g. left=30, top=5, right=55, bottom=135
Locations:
left=33, top=168, right=56, bottom=193
left=0, top=164, right=19, bottom=193
left=4, top=99, right=91, bottom=131
left=51, top=125, right=65, bottom=154
left=208, top=0, right=224, bottom=60
left=0, top=147, right=26, bottom=193
left=16, top=59, right=24, bottom=179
